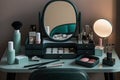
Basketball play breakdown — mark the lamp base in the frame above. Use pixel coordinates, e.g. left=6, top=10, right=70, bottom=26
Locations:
left=95, top=46, right=104, bottom=56
left=102, top=57, right=115, bottom=66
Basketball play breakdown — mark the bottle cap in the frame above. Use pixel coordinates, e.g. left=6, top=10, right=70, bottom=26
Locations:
left=8, top=41, right=14, bottom=51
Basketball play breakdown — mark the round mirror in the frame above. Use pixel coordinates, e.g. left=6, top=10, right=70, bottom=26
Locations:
left=93, top=19, right=112, bottom=38
left=42, top=0, right=77, bottom=41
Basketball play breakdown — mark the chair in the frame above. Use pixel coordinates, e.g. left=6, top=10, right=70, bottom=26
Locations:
left=29, top=68, right=89, bottom=80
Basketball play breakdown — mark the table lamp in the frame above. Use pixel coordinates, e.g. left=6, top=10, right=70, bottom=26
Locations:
left=93, top=19, right=115, bottom=66
left=93, top=19, right=112, bottom=56
left=93, top=19, right=112, bottom=47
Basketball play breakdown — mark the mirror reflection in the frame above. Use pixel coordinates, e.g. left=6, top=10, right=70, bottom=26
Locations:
left=44, top=1, right=76, bottom=41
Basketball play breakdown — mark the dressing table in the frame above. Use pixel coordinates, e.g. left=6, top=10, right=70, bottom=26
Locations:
left=0, top=49, right=120, bottom=80
left=0, top=0, right=119, bottom=80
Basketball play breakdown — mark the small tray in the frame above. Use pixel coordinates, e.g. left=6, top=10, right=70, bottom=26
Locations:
left=75, top=55, right=99, bottom=68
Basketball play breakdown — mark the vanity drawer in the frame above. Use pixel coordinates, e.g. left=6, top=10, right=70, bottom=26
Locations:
left=42, top=47, right=77, bottom=59
left=25, top=44, right=43, bottom=50
left=25, top=50, right=43, bottom=57
left=77, top=50, right=94, bottom=55
left=42, top=54, right=77, bottom=59
left=43, top=43, right=76, bottom=48
left=77, top=44, right=95, bottom=50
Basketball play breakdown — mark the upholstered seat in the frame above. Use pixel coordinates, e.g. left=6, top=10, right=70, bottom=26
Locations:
left=29, top=68, right=89, bottom=80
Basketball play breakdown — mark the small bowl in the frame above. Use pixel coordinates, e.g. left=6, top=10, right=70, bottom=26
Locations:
left=75, top=55, right=99, bottom=68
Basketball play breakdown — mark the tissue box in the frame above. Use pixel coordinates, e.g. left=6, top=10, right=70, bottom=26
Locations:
left=15, top=55, right=29, bottom=64
left=95, top=46, right=104, bottom=56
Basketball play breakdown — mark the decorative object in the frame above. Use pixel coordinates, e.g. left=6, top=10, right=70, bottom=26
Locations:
left=15, top=55, right=29, bottom=64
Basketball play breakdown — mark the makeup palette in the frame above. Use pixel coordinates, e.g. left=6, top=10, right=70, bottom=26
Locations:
left=75, top=55, right=99, bottom=67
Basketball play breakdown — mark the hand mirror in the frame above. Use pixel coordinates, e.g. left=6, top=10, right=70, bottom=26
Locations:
left=41, top=0, right=78, bottom=41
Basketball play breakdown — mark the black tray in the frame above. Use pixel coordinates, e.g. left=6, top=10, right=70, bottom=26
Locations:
left=75, top=55, right=99, bottom=68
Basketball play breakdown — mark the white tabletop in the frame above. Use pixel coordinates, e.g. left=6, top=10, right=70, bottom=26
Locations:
left=0, top=50, right=120, bottom=73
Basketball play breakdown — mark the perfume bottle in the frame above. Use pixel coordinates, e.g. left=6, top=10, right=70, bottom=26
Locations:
left=36, top=32, right=41, bottom=44
left=78, top=33, right=82, bottom=44
left=85, top=25, right=90, bottom=37
left=89, top=32, right=94, bottom=43
left=29, top=25, right=36, bottom=44
left=82, top=32, right=89, bottom=44
left=12, top=21, right=22, bottom=54
left=7, top=41, right=15, bottom=64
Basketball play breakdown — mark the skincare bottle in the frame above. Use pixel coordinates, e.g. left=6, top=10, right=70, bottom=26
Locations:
left=29, top=25, right=36, bottom=44
left=36, top=32, right=41, bottom=44
left=14, top=30, right=21, bottom=54
left=7, top=41, right=15, bottom=64
left=12, top=21, right=22, bottom=54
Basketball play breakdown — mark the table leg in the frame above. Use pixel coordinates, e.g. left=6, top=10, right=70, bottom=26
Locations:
left=104, top=73, right=109, bottom=80
left=109, top=73, right=115, bottom=80
left=104, top=73, right=115, bottom=80
left=6, top=73, right=16, bottom=80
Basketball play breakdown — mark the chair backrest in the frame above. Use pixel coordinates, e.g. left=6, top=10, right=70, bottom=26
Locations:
left=29, top=68, right=89, bottom=80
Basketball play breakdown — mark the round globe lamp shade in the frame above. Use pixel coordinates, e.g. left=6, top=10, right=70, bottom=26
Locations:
left=93, top=19, right=112, bottom=38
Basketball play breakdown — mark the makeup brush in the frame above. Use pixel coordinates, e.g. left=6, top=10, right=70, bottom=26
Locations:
left=12, top=21, right=22, bottom=30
